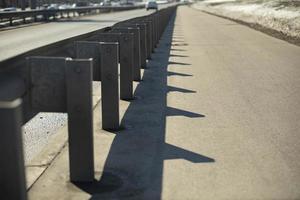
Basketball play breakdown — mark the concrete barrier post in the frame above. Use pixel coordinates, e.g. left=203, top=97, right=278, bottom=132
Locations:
left=160, top=10, right=166, bottom=38
left=100, top=42, right=120, bottom=130
left=130, top=23, right=147, bottom=69
left=29, top=57, right=67, bottom=112
left=28, top=56, right=95, bottom=182
left=155, top=14, right=159, bottom=44
left=66, top=59, right=94, bottom=182
left=75, top=41, right=101, bottom=81
left=157, top=12, right=162, bottom=39
left=141, top=21, right=152, bottom=59
left=145, top=19, right=155, bottom=52
left=98, top=33, right=134, bottom=100
left=21, top=0, right=26, bottom=10
left=118, top=34, right=135, bottom=99
left=155, top=15, right=159, bottom=46
left=149, top=18, right=155, bottom=50
left=30, top=0, right=37, bottom=9
left=0, top=99, right=27, bottom=200
left=151, top=16, right=157, bottom=47
left=111, top=27, right=141, bottom=81
left=163, top=9, right=171, bottom=34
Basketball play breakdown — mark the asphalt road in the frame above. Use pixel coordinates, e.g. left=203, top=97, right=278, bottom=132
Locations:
left=0, top=5, right=172, bottom=61
left=0, top=5, right=171, bottom=163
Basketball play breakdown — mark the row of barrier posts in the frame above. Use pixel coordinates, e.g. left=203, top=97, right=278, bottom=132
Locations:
left=0, top=6, right=176, bottom=200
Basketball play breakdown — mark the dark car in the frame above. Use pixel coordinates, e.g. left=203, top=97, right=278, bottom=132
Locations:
left=146, top=1, right=158, bottom=11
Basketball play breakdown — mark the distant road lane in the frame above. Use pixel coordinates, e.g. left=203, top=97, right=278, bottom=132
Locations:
left=0, top=7, right=168, bottom=61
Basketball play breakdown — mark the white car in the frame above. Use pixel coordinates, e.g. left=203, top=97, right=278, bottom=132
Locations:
left=2, top=7, right=17, bottom=12
left=146, top=1, right=158, bottom=11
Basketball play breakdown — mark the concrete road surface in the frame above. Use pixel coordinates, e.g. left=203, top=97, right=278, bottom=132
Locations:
left=163, top=6, right=300, bottom=199
left=29, top=6, right=300, bottom=199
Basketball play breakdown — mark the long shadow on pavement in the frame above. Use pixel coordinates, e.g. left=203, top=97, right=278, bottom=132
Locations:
left=167, top=71, right=193, bottom=77
left=168, top=61, right=191, bottom=66
left=75, top=11, right=214, bottom=200
left=56, top=19, right=119, bottom=23
left=169, top=54, right=189, bottom=58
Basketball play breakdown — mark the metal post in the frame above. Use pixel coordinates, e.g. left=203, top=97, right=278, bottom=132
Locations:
left=100, top=42, right=119, bottom=130
left=66, top=59, right=94, bottom=182
left=0, top=99, right=27, bottom=200
left=98, top=33, right=134, bottom=100
left=111, top=27, right=141, bottom=81
left=75, top=41, right=101, bottom=81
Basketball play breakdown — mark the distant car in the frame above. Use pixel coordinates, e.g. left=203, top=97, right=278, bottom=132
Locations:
left=100, top=1, right=112, bottom=6
left=75, top=2, right=89, bottom=7
left=146, top=1, right=158, bottom=11
left=74, top=2, right=90, bottom=14
left=121, top=1, right=134, bottom=6
left=91, top=3, right=100, bottom=7
left=58, top=4, right=72, bottom=10
left=40, top=4, right=49, bottom=9
left=2, top=7, right=17, bottom=12
left=180, top=0, right=190, bottom=5
left=47, top=4, right=59, bottom=10
left=111, top=2, right=120, bottom=6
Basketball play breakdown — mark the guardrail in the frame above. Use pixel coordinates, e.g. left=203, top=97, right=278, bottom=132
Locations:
left=0, top=5, right=177, bottom=199
left=0, top=5, right=145, bottom=26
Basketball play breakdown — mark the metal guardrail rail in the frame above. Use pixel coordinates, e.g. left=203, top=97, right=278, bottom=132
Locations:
left=0, top=5, right=177, bottom=199
left=0, top=5, right=145, bottom=26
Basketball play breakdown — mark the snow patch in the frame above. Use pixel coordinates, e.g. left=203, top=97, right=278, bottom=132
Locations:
left=223, top=4, right=300, bottom=19
left=193, top=0, right=300, bottom=39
